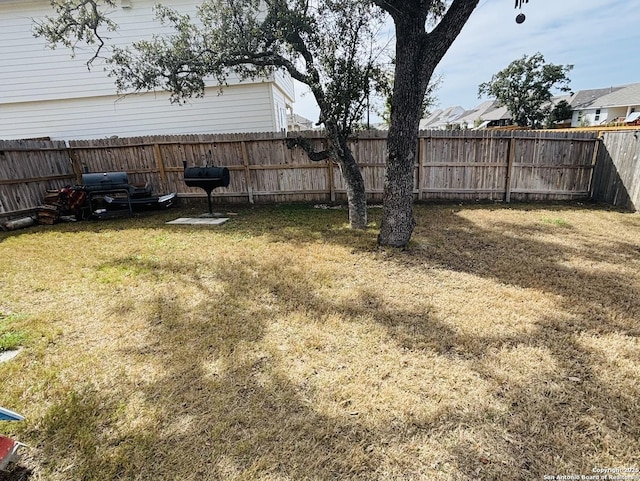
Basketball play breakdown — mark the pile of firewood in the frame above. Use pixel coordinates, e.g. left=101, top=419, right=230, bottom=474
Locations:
left=36, top=190, right=63, bottom=225
left=36, top=188, right=87, bottom=225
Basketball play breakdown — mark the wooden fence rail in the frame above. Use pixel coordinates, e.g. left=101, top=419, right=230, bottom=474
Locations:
left=1, top=128, right=628, bottom=220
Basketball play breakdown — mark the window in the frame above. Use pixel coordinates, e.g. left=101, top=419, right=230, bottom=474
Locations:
left=279, top=107, right=286, bottom=132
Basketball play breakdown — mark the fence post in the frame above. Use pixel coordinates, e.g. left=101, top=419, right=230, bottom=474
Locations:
left=505, top=133, right=516, bottom=203
left=588, top=136, right=602, bottom=200
left=68, top=145, right=83, bottom=184
left=153, top=143, right=169, bottom=193
left=241, top=141, right=254, bottom=204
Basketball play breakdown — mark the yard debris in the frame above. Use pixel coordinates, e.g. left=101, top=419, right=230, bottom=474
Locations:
left=0, top=407, right=26, bottom=473
left=313, top=204, right=343, bottom=210
left=36, top=187, right=87, bottom=225
left=0, top=217, right=35, bottom=231
left=36, top=204, right=60, bottom=225
left=0, top=436, right=25, bottom=472
left=0, top=349, right=20, bottom=364
left=0, top=187, right=86, bottom=230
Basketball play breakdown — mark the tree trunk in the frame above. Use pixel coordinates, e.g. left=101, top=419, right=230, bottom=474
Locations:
left=328, top=131, right=367, bottom=229
left=377, top=23, right=431, bottom=247
left=337, top=146, right=367, bottom=229
left=324, top=123, right=367, bottom=229
left=376, top=0, right=480, bottom=247
left=288, top=128, right=367, bottom=229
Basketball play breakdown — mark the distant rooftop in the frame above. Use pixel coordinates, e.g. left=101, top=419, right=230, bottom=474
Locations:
left=427, top=82, right=640, bottom=128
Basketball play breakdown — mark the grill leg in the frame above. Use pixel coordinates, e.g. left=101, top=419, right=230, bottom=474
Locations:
left=206, top=189, right=213, bottom=216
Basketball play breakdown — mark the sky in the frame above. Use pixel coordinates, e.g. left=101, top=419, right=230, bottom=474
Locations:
left=292, top=0, right=640, bottom=123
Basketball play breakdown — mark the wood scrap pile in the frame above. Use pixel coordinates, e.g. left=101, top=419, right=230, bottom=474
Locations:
left=36, top=191, right=61, bottom=224
left=36, top=187, right=87, bottom=225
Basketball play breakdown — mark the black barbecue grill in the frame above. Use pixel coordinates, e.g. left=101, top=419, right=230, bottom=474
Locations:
left=80, top=172, right=135, bottom=215
left=80, top=172, right=152, bottom=197
left=76, top=171, right=176, bottom=218
left=183, top=161, right=230, bottom=215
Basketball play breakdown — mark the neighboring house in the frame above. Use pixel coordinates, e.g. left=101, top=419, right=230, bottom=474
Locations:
left=418, top=106, right=465, bottom=130
left=287, top=114, right=316, bottom=132
left=456, top=96, right=572, bottom=129
left=570, top=82, right=640, bottom=127
left=442, top=101, right=512, bottom=129
left=0, top=0, right=294, bottom=140
left=477, top=105, right=512, bottom=129
left=453, top=100, right=498, bottom=129
left=432, top=81, right=640, bottom=130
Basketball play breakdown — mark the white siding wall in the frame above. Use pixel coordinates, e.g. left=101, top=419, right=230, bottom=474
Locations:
left=1, top=84, right=279, bottom=140
left=571, top=107, right=632, bottom=127
left=273, top=69, right=295, bottom=105
left=571, top=108, right=610, bottom=127
left=1, top=0, right=204, bottom=102
left=0, top=0, right=294, bottom=139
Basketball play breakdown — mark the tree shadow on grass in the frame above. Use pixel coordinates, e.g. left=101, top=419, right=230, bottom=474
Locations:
left=31, top=254, right=395, bottom=480
left=379, top=205, right=640, bottom=478
left=26, top=203, right=640, bottom=480
left=207, top=202, right=639, bottom=478
left=409, top=205, right=640, bottom=335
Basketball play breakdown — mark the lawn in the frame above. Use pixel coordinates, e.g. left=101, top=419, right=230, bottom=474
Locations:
left=1, top=202, right=639, bottom=481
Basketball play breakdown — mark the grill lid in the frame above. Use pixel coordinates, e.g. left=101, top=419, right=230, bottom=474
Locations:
left=81, top=172, right=130, bottom=191
left=184, top=167, right=230, bottom=188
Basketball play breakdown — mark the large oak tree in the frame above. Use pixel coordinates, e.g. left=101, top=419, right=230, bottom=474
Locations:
left=372, top=0, right=480, bottom=247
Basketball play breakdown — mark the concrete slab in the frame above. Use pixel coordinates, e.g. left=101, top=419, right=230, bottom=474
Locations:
left=0, top=349, right=20, bottom=364
left=166, top=217, right=229, bottom=226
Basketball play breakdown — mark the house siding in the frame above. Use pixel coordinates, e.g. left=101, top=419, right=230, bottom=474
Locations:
left=571, top=108, right=609, bottom=127
left=0, top=0, right=293, bottom=139
left=571, top=106, right=631, bottom=127
left=273, top=69, right=295, bottom=105
left=0, top=85, right=278, bottom=140
left=1, top=0, right=202, bottom=103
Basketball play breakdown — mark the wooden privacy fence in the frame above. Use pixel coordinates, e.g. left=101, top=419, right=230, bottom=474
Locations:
left=0, top=129, right=606, bottom=219
left=591, top=130, right=640, bottom=211
left=0, top=139, right=76, bottom=217
left=416, top=130, right=597, bottom=202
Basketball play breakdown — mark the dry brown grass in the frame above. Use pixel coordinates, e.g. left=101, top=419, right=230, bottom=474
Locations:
left=0, top=202, right=639, bottom=480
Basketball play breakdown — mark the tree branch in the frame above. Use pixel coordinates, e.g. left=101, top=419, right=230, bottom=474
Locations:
left=425, top=0, right=479, bottom=60
left=285, top=136, right=332, bottom=161
left=32, top=0, right=117, bottom=67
